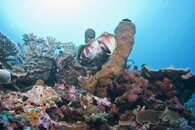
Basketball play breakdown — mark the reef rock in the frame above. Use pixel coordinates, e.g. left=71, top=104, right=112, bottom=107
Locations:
left=141, top=65, right=191, bottom=81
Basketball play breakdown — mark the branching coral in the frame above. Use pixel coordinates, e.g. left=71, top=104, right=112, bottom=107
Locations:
left=16, top=33, right=78, bottom=81
left=0, top=32, right=18, bottom=68
left=55, top=54, right=86, bottom=85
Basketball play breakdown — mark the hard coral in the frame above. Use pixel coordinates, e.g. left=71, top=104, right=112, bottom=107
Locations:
left=24, top=111, right=42, bottom=125
left=53, top=122, right=87, bottom=130
left=55, top=54, right=86, bottom=85
left=16, top=33, right=78, bottom=82
left=136, top=110, right=161, bottom=125
left=24, top=85, right=61, bottom=106
left=160, top=108, right=188, bottom=127
left=1, top=92, right=23, bottom=110
left=35, top=79, right=45, bottom=86
left=141, top=66, right=191, bottom=81
left=0, top=32, right=18, bottom=68
left=54, top=81, right=78, bottom=101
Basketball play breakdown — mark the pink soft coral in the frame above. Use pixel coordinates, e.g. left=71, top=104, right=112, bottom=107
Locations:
left=155, top=77, right=174, bottom=92
left=116, top=70, right=149, bottom=103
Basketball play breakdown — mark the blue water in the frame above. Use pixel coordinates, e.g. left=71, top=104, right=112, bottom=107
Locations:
left=0, top=0, right=195, bottom=72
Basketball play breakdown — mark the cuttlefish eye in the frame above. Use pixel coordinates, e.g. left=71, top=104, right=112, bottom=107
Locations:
left=97, top=40, right=110, bottom=53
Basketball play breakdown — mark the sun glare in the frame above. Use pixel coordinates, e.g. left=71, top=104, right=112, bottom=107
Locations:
left=38, top=0, right=85, bottom=14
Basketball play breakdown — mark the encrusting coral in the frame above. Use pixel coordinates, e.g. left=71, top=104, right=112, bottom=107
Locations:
left=81, top=19, right=136, bottom=97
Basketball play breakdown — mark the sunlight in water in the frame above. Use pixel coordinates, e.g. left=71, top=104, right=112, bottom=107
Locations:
left=2, top=0, right=88, bottom=33
left=35, top=0, right=85, bottom=14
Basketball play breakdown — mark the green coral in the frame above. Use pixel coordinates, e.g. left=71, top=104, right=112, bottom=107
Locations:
left=84, top=112, right=110, bottom=122
left=64, top=76, right=79, bottom=86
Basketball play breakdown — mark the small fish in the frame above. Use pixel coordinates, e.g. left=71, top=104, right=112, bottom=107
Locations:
left=77, top=32, right=116, bottom=70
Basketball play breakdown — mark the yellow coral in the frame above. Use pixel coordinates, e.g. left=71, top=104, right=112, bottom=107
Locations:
left=24, top=111, right=42, bottom=125
left=35, top=79, right=45, bottom=86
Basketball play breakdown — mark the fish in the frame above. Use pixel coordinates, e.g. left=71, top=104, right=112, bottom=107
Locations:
left=77, top=32, right=116, bottom=70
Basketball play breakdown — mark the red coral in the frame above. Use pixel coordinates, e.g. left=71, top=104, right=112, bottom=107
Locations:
left=116, top=70, right=149, bottom=103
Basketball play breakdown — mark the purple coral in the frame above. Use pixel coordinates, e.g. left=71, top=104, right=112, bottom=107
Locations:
left=116, top=70, right=149, bottom=103
left=54, top=80, right=78, bottom=101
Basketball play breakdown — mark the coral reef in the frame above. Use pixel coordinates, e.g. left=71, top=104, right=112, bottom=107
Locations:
left=81, top=19, right=136, bottom=97
left=0, top=32, right=18, bottom=68
left=141, top=65, right=195, bottom=102
left=6, top=33, right=79, bottom=91
left=0, top=67, right=194, bottom=129
left=0, top=19, right=194, bottom=130
left=23, top=85, right=61, bottom=105
left=16, top=33, right=77, bottom=81
left=116, top=70, right=149, bottom=103
left=55, top=54, right=86, bottom=85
